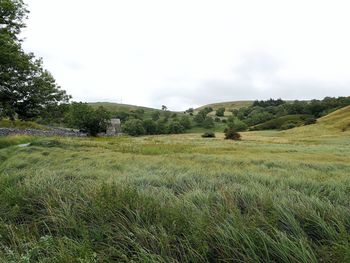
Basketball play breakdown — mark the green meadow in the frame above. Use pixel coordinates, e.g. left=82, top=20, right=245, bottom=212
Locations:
left=0, top=107, right=350, bottom=262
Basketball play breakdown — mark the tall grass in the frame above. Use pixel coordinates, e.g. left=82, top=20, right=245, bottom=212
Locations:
left=0, top=132, right=349, bottom=262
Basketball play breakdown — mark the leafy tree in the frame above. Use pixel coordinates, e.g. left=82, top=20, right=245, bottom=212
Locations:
left=113, top=111, right=130, bottom=122
left=156, top=120, right=167, bottom=134
left=216, top=107, right=225, bottom=117
left=0, top=0, right=70, bottom=120
left=143, top=119, right=157, bottom=135
left=203, top=116, right=214, bottom=128
left=167, top=121, right=184, bottom=134
left=65, top=103, right=110, bottom=136
left=123, top=119, right=145, bottom=136
left=179, top=115, right=191, bottom=129
left=227, top=117, right=247, bottom=131
left=161, top=105, right=167, bottom=111
left=151, top=111, right=160, bottom=121
left=185, top=108, right=194, bottom=114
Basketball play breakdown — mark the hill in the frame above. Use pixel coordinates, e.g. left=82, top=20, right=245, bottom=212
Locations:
left=283, top=105, right=350, bottom=137
left=195, top=100, right=253, bottom=117
left=250, top=114, right=313, bottom=131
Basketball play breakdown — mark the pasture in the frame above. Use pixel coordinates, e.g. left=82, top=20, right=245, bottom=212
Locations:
left=0, top=121, right=349, bottom=262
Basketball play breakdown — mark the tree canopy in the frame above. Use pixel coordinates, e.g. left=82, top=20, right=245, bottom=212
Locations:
left=0, top=0, right=70, bottom=120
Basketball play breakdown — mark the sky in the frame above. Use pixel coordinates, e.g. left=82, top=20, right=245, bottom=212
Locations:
left=22, top=0, right=350, bottom=111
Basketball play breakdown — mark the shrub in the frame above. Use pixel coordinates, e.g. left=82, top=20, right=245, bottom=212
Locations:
left=180, top=116, right=191, bottom=129
left=203, top=116, right=215, bottom=128
left=123, top=119, right=145, bottom=136
left=143, top=119, right=157, bottom=135
left=222, top=119, right=227, bottom=123
left=216, top=107, right=225, bottom=117
left=201, top=132, right=216, bottom=138
left=65, top=103, right=111, bottom=136
left=281, top=122, right=297, bottom=130
left=224, top=128, right=241, bottom=140
left=304, top=117, right=317, bottom=125
left=167, top=121, right=184, bottom=134
left=215, top=117, right=221, bottom=122
left=227, top=117, right=247, bottom=131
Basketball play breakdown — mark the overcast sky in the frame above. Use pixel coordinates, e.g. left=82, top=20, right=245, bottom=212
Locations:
left=22, top=0, right=350, bottom=110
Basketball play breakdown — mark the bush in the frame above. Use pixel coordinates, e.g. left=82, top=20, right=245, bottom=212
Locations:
left=201, top=132, right=216, bottom=138
left=304, top=117, right=317, bottom=125
left=224, top=128, right=241, bottom=140
left=215, top=117, right=221, bottom=122
left=227, top=117, right=247, bottom=131
left=203, top=116, right=214, bottom=128
left=281, top=122, right=297, bottom=130
left=167, top=121, right=184, bottom=134
left=123, top=119, right=146, bottom=136
left=65, top=103, right=111, bottom=136
left=180, top=116, right=191, bottom=129
left=143, top=119, right=157, bottom=135
left=216, top=107, right=225, bottom=117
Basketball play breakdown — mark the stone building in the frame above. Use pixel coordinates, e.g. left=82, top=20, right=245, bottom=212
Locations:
left=106, top=118, right=122, bottom=136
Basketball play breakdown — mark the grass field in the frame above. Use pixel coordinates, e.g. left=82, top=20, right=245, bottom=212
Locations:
left=0, top=107, right=349, bottom=262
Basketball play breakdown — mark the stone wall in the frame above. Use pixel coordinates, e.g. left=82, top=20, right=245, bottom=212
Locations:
left=0, top=128, right=87, bottom=137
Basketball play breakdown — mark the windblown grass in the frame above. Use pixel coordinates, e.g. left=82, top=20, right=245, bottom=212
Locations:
left=0, top=126, right=349, bottom=262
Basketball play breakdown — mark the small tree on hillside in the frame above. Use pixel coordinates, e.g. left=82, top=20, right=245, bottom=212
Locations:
left=227, top=117, right=247, bottom=131
left=216, top=107, right=225, bottom=117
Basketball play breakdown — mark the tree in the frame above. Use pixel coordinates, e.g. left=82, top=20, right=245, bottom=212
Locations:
left=151, top=111, right=160, bottom=121
left=65, top=103, right=111, bottom=136
left=216, top=107, right=225, bottom=117
left=203, top=116, right=214, bottom=128
left=123, top=119, right=145, bottom=136
left=227, top=117, right=247, bottom=131
left=179, top=115, right=191, bottom=129
left=143, top=119, right=157, bottom=135
left=0, top=0, right=70, bottom=120
left=161, top=105, right=167, bottom=111
left=167, top=121, right=184, bottom=134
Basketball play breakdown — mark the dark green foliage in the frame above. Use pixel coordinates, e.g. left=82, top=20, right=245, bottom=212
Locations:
left=216, top=107, right=225, bottom=117
left=253, top=98, right=285, bottom=107
left=151, top=111, right=161, bottom=121
left=143, top=119, right=157, bottom=135
left=227, top=117, right=247, bottom=131
left=203, top=116, right=214, bottom=128
left=234, top=97, right=350, bottom=129
left=215, top=117, right=221, bottom=122
left=251, top=115, right=311, bottom=131
left=185, top=108, right=194, bottom=114
left=179, top=115, right=191, bottom=129
left=65, top=103, right=111, bottom=136
left=224, top=128, right=241, bottom=140
left=167, top=121, right=184, bottom=134
left=156, top=120, right=167, bottom=134
left=304, top=117, right=317, bottom=125
left=201, top=132, right=215, bottom=138
left=113, top=111, right=130, bottom=122
left=123, top=119, right=145, bottom=136
left=281, top=122, right=297, bottom=130
left=0, top=0, right=70, bottom=120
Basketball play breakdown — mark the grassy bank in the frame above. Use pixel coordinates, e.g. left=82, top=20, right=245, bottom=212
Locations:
left=0, top=127, right=349, bottom=262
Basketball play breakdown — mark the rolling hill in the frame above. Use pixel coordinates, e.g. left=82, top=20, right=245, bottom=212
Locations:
left=283, top=105, right=350, bottom=137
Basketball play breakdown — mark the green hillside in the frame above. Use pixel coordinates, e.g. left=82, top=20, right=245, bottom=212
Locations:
left=250, top=114, right=312, bottom=131
left=195, top=100, right=253, bottom=117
